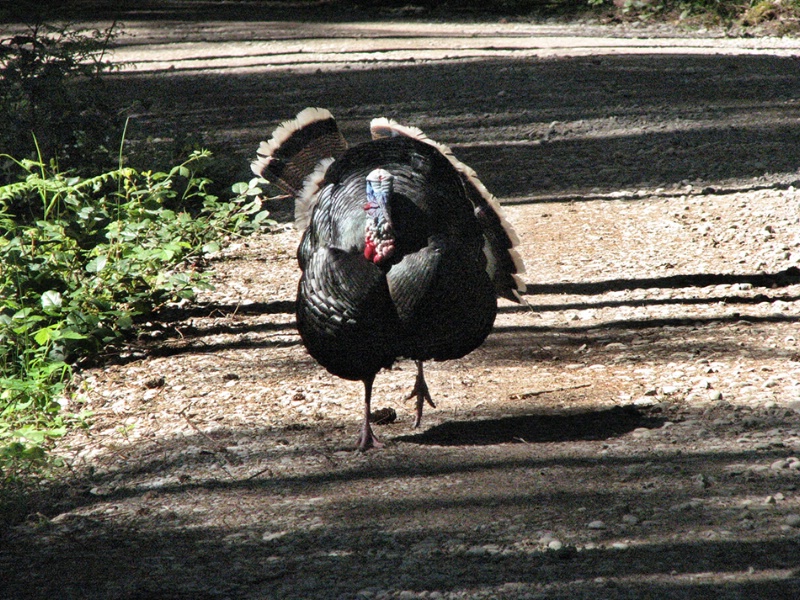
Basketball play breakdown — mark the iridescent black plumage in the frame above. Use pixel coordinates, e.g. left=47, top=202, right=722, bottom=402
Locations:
left=252, top=109, right=525, bottom=449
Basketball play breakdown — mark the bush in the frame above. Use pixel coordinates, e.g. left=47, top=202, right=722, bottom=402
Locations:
left=0, top=151, right=273, bottom=478
left=0, top=20, right=123, bottom=179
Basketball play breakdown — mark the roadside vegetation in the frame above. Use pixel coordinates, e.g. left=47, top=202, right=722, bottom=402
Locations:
left=0, top=19, right=273, bottom=505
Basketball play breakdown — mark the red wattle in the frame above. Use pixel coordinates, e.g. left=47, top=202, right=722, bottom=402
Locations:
left=364, top=239, right=377, bottom=262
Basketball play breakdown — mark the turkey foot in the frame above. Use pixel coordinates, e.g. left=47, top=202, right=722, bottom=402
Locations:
left=407, top=361, right=436, bottom=428
left=356, top=420, right=383, bottom=451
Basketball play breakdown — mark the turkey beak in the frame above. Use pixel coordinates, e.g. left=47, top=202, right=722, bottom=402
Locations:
left=365, top=169, right=394, bottom=230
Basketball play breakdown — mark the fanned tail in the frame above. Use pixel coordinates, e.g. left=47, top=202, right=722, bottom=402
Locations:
left=252, top=107, right=346, bottom=193
left=371, top=117, right=526, bottom=302
left=252, top=108, right=348, bottom=230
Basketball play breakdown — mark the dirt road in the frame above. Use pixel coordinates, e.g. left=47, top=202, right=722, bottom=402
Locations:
left=4, top=16, right=800, bottom=599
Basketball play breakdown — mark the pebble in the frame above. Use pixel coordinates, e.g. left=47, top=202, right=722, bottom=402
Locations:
left=611, top=542, right=629, bottom=550
left=465, top=545, right=497, bottom=556
left=785, top=514, right=800, bottom=528
left=670, top=499, right=703, bottom=511
left=587, top=520, right=606, bottom=530
left=621, top=514, right=639, bottom=525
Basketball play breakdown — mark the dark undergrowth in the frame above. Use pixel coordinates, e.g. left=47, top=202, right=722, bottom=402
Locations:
left=2, top=0, right=799, bottom=34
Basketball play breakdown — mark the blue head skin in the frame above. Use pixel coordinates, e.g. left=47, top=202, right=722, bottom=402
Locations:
left=363, top=168, right=395, bottom=264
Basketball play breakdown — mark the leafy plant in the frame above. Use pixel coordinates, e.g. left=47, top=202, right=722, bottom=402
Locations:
left=0, top=150, right=274, bottom=477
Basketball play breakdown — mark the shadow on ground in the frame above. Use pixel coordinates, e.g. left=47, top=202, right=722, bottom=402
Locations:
left=106, top=52, right=800, bottom=199
left=3, top=399, right=800, bottom=598
left=398, top=404, right=664, bottom=445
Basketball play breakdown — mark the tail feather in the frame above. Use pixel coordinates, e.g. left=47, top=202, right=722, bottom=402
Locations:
left=371, top=117, right=526, bottom=302
left=251, top=107, right=347, bottom=195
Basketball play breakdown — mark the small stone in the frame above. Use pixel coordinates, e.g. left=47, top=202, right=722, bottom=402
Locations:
left=693, top=474, right=712, bottom=489
left=621, top=514, right=639, bottom=525
left=670, top=499, right=702, bottom=511
left=538, top=533, right=556, bottom=545
left=785, top=514, right=800, bottom=528
left=611, top=542, right=629, bottom=550
left=370, top=407, right=397, bottom=425
left=143, top=376, right=166, bottom=389
left=771, top=459, right=790, bottom=471
left=548, top=540, right=564, bottom=551
left=587, top=520, right=606, bottom=530
left=633, top=397, right=656, bottom=407
left=465, top=545, right=488, bottom=556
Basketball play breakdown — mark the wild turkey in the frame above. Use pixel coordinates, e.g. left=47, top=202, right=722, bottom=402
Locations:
left=252, top=108, right=525, bottom=450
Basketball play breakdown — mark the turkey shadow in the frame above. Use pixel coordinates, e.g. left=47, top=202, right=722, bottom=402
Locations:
left=520, top=267, right=800, bottom=297
left=396, top=404, right=663, bottom=446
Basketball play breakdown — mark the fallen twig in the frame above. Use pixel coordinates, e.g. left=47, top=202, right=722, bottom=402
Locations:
left=509, top=382, right=592, bottom=400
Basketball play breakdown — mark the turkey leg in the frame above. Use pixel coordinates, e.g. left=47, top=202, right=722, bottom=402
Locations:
left=408, top=361, right=436, bottom=428
left=357, top=375, right=383, bottom=451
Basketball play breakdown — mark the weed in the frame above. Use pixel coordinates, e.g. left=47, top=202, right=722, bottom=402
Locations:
left=0, top=151, right=274, bottom=476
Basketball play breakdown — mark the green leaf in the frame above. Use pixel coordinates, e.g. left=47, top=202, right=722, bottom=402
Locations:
left=253, top=210, right=272, bottom=225
left=202, top=241, right=221, bottom=254
left=53, top=329, right=87, bottom=341
left=86, top=255, right=107, bottom=273
left=33, top=326, right=55, bottom=346
left=231, top=181, right=248, bottom=195
left=14, top=427, right=48, bottom=444
left=117, top=313, right=133, bottom=329
left=41, top=290, right=63, bottom=311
